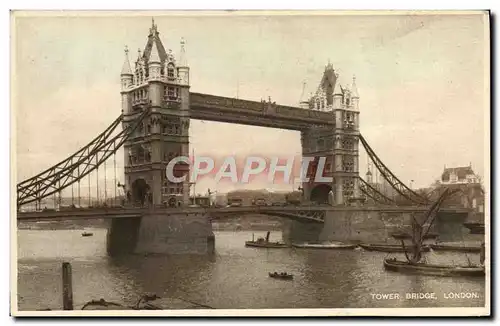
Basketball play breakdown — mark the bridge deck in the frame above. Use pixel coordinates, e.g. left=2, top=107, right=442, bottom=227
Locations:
left=17, top=205, right=470, bottom=222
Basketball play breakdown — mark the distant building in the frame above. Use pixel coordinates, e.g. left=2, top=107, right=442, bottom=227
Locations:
left=435, top=164, right=484, bottom=214
left=189, top=196, right=210, bottom=207
left=440, top=164, right=479, bottom=185
left=364, top=167, right=399, bottom=200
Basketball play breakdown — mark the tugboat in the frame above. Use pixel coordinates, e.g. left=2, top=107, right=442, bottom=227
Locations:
left=268, top=271, right=294, bottom=280
left=383, top=188, right=485, bottom=277
left=245, top=231, right=289, bottom=248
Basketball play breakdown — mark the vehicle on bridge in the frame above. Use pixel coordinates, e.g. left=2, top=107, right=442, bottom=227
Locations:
left=227, top=197, right=243, bottom=207
left=284, top=191, right=302, bottom=206
left=252, top=197, right=267, bottom=206
left=189, top=196, right=211, bottom=207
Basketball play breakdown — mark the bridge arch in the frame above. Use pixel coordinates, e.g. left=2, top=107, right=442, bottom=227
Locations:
left=208, top=209, right=325, bottom=224
left=131, top=178, right=150, bottom=206
left=309, top=184, right=332, bottom=204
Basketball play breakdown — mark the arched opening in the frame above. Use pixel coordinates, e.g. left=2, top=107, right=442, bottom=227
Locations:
left=131, top=178, right=150, bottom=206
left=310, top=184, right=332, bottom=205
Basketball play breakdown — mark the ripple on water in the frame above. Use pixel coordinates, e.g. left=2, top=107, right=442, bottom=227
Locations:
left=17, top=230, right=486, bottom=310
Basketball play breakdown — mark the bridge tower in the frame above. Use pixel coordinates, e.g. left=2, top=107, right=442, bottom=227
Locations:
left=301, top=63, right=361, bottom=205
left=121, top=20, right=190, bottom=206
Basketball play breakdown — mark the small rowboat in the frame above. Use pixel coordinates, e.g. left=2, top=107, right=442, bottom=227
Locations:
left=292, top=242, right=357, bottom=249
left=383, top=258, right=485, bottom=277
left=430, top=244, right=481, bottom=253
left=81, top=232, right=94, bottom=237
left=269, top=272, right=293, bottom=280
left=359, top=243, right=430, bottom=253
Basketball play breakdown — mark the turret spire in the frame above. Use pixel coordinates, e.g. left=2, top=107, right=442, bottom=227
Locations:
left=150, top=17, right=158, bottom=35
left=333, top=72, right=343, bottom=96
left=179, top=37, right=188, bottom=67
left=351, top=75, right=359, bottom=98
left=121, top=45, right=132, bottom=75
left=137, top=48, right=142, bottom=62
left=149, top=39, right=161, bottom=63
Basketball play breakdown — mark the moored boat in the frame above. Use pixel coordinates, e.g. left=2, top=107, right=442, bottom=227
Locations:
left=292, top=242, right=357, bottom=249
left=429, top=244, right=481, bottom=253
left=391, top=231, right=438, bottom=240
left=383, top=258, right=485, bottom=277
left=268, top=272, right=293, bottom=280
left=360, top=243, right=430, bottom=253
left=383, top=188, right=486, bottom=278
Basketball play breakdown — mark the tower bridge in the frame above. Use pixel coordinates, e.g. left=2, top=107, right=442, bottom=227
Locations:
left=16, top=21, right=471, bottom=255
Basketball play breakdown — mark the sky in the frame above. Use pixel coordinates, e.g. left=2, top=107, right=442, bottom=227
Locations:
left=13, top=11, right=489, bottom=197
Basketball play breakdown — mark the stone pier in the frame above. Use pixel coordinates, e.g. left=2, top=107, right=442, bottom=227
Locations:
left=107, top=212, right=215, bottom=256
left=282, top=219, right=323, bottom=244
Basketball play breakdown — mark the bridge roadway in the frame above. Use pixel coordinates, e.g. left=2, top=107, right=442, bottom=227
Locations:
left=16, top=205, right=470, bottom=222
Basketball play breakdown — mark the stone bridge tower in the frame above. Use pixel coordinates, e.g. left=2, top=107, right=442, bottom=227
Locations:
left=120, top=21, right=190, bottom=206
left=301, top=63, right=361, bottom=205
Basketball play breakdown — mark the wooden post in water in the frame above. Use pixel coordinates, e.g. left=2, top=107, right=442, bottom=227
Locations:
left=62, top=262, right=74, bottom=310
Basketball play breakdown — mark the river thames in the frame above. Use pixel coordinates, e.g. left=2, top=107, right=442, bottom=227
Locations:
left=17, top=229, right=485, bottom=310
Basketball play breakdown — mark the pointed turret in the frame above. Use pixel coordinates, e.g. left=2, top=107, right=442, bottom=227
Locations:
left=121, top=45, right=133, bottom=76
left=351, top=75, right=359, bottom=111
left=149, top=38, right=161, bottom=63
left=332, top=72, right=343, bottom=109
left=299, top=81, right=309, bottom=109
left=333, top=73, right=343, bottom=95
left=148, top=37, right=161, bottom=80
left=177, top=37, right=190, bottom=86
left=351, top=75, right=359, bottom=98
left=137, top=48, right=142, bottom=63
left=120, top=46, right=133, bottom=113
left=121, top=46, right=133, bottom=91
left=179, top=37, right=188, bottom=67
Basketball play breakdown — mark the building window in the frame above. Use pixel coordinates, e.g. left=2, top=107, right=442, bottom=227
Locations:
left=168, top=87, right=175, bottom=99
left=342, top=156, right=354, bottom=172
left=342, top=137, right=354, bottom=150
left=167, top=64, right=175, bottom=78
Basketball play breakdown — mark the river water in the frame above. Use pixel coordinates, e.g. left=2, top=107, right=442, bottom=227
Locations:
left=17, top=229, right=485, bottom=310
